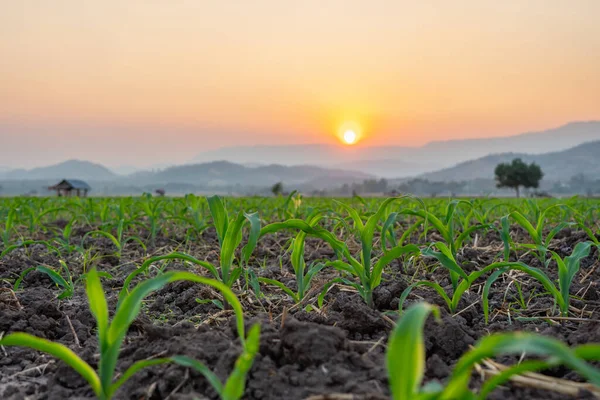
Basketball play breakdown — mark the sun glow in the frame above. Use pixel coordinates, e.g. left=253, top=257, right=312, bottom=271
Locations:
left=343, top=130, right=357, bottom=145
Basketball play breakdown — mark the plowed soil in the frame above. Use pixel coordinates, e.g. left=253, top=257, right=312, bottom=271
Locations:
left=1, top=225, right=599, bottom=399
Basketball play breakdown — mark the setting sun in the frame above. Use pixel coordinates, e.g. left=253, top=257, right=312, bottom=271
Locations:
left=343, top=130, right=358, bottom=145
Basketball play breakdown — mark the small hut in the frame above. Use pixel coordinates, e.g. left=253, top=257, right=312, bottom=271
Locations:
left=48, top=179, right=91, bottom=197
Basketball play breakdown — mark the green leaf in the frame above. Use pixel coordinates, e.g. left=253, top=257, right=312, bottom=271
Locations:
left=118, top=252, right=219, bottom=307
left=333, top=199, right=365, bottom=231
left=208, top=195, right=229, bottom=245
left=482, top=268, right=507, bottom=325
left=241, top=212, right=261, bottom=264
left=222, top=324, right=261, bottom=400
left=13, top=267, right=36, bottom=291
left=325, top=259, right=360, bottom=276
left=554, top=241, right=592, bottom=315
left=381, top=212, right=399, bottom=252
left=258, top=277, right=299, bottom=303
left=499, top=215, right=511, bottom=261
left=0, top=333, right=102, bottom=398
left=260, top=219, right=345, bottom=254
left=387, top=303, right=440, bottom=400
left=371, top=244, right=419, bottom=288
left=36, top=265, right=73, bottom=299
left=565, top=241, right=592, bottom=284
left=304, top=262, right=327, bottom=290
left=399, top=281, right=453, bottom=313
left=220, top=212, right=246, bottom=283
left=171, top=355, right=224, bottom=395
left=442, top=333, right=600, bottom=399
left=510, top=211, right=540, bottom=244
left=421, top=243, right=469, bottom=283
left=1, top=240, right=60, bottom=258
left=361, top=197, right=403, bottom=271
left=82, top=230, right=121, bottom=251
left=86, top=268, right=111, bottom=390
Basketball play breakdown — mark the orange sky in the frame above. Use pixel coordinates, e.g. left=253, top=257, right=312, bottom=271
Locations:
left=1, top=1, right=599, bottom=167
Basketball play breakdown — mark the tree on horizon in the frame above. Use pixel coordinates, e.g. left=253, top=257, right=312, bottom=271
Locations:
left=495, top=158, right=543, bottom=197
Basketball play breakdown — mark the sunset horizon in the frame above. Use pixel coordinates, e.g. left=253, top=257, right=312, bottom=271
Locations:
left=1, top=119, right=597, bottom=169
left=2, top=1, right=599, bottom=168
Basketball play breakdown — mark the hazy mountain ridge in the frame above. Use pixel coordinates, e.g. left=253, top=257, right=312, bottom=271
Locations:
left=193, top=121, right=600, bottom=178
left=0, top=160, right=118, bottom=181
left=419, top=140, right=600, bottom=182
left=1, top=121, right=599, bottom=196
left=0, top=160, right=374, bottom=193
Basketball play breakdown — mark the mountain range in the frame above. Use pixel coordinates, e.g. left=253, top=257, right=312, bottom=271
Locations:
left=420, top=140, right=600, bottom=182
left=0, top=160, right=373, bottom=190
left=1, top=160, right=118, bottom=181
left=193, top=121, right=600, bottom=178
left=1, top=121, right=599, bottom=195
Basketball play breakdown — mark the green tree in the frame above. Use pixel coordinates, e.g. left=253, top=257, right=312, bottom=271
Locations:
left=271, top=182, right=283, bottom=196
left=495, top=158, right=543, bottom=197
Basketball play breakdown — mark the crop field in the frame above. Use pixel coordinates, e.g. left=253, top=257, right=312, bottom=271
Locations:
left=0, top=194, right=599, bottom=399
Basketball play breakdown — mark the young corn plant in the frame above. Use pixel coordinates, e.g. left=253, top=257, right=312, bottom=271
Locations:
left=402, top=200, right=489, bottom=290
left=574, top=212, right=600, bottom=259
left=387, top=302, right=600, bottom=400
left=1, top=208, right=17, bottom=248
left=0, top=268, right=256, bottom=400
left=401, top=241, right=592, bottom=318
left=139, top=193, right=165, bottom=247
left=172, top=324, right=261, bottom=400
left=508, top=202, right=573, bottom=267
left=15, top=260, right=75, bottom=299
left=258, top=210, right=327, bottom=303
left=178, top=194, right=209, bottom=240
left=325, top=197, right=421, bottom=308
left=208, top=195, right=261, bottom=287
left=50, top=216, right=80, bottom=254
left=0, top=240, right=60, bottom=259
left=498, top=215, right=512, bottom=261
left=399, top=252, right=526, bottom=315
left=481, top=241, right=592, bottom=318
left=81, top=219, right=146, bottom=259
left=277, top=190, right=302, bottom=220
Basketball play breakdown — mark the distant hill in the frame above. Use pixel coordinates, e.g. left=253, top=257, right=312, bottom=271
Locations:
left=130, top=161, right=373, bottom=189
left=193, top=121, right=600, bottom=178
left=0, top=160, right=117, bottom=181
left=419, top=140, right=600, bottom=182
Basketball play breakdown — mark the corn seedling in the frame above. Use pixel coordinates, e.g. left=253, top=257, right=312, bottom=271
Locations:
left=171, top=323, right=261, bottom=400
left=208, top=195, right=261, bottom=287
left=324, top=197, right=420, bottom=308
left=508, top=202, right=573, bottom=267
left=14, top=260, right=75, bottom=299
left=388, top=302, right=600, bottom=400
left=81, top=219, right=146, bottom=259
left=0, top=268, right=249, bottom=400
left=403, top=200, right=489, bottom=290
left=140, top=193, right=165, bottom=247
left=0, top=240, right=61, bottom=259
left=258, top=210, right=327, bottom=303
left=1, top=208, right=17, bottom=248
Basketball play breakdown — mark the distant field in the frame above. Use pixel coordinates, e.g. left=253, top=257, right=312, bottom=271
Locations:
left=1, top=194, right=599, bottom=399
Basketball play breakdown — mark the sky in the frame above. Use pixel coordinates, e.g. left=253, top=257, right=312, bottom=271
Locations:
left=1, top=1, right=599, bottom=168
